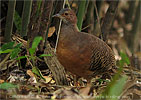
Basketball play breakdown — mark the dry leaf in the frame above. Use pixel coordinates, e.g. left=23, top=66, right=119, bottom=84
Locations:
left=43, top=76, right=55, bottom=83
left=43, top=76, right=52, bottom=83
left=27, top=70, right=37, bottom=83
left=27, top=70, right=35, bottom=77
left=48, top=26, right=55, bottom=37
left=0, top=79, right=4, bottom=83
left=72, top=3, right=77, bottom=8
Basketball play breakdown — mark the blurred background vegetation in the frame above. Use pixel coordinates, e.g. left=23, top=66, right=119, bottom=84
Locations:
left=1, top=0, right=140, bottom=54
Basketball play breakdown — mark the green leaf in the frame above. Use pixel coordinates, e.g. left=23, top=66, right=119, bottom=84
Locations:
left=29, top=37, right=43, bottom=56
left=29, top=48, right=36, bottom=56
left=0, top=82, right=18, bottom=90
left=14, top=43, right=22, bottom=48
left=16, top=56, right=27, bottom=60
left=77, top=0, right=87, bottom=31
left=39, top=54, right=52, bottom=57
left=0, top=49, right=13, bottom=54
left=120, top=52, right=130, bottom=66
left=32, top=36, right=43, bottom=49
left=32, top=67, right=45, bottom=81
left=14, top=11, right=22, bottom=32
left=108, top=75, right=128, bottom=100
left=100, top=75, right=128, bottom=100
left=10, top=48, right=21, bottom=59
left=4, top=0, right=16, bottom=42
left=1, top=42, right=15, bottom=51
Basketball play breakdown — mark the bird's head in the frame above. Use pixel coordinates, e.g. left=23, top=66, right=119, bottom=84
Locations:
left=53, top=8, right=77, bottom=25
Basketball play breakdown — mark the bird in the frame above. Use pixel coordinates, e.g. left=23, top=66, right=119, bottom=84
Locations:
left=53, top=8, right=116, bottom=81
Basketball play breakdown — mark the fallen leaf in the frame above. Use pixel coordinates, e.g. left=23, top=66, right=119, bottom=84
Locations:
left=27, top=70, right=37, bottom=83
left=72, top=3, right=77, bottom=8
left=43, top=76, right=55, bottom=83
left=27, top=70, right=35, bottom=77
left=0, top=79, right=4, bottom=83
left=48, top=26, right=55, bottom=37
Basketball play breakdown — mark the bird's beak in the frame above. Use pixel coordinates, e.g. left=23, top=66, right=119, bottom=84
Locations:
left=52, top=13, right=62, bottom=18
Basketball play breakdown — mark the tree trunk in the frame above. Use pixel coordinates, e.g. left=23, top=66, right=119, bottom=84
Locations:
left=38, top=0, right=54, bottom=52
left=44, top=44, right=69, bottom=85
left=101, top=1, right=119, bottom=42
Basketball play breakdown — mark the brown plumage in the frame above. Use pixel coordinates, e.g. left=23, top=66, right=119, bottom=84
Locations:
left=53, top=8, right=116, bottom=81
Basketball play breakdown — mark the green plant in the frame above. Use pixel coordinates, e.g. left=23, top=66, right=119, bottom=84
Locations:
left=98, top=52, right=129, bottom=100
left=77, top=0, right=88, bottom=31
left=0, top=42, right=22, bottom=59
left=0, top=82, right=18, bottom=90
left=20, top=36, right=52, bottom=80
left=119, top=52, right=130, bottom=67
left=0, top=36, right=52, bottom=81
left=28, top=36, right=45, bottom=80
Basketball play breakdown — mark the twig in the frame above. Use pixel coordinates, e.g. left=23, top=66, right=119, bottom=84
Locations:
left=0, top=54, right=10, bottom=69
left=47, top=84, right=106, bottom=88
left=120, top=78, right=137, bottom=98
left=8, top=59, right=17, bottom=68
left=26, top=55, right=34, bottom=68
left=54, top=0, right=66, bottom=53
left=81, top=24, right=92, bottom=31
left=36, top=56, right=44, bottom=62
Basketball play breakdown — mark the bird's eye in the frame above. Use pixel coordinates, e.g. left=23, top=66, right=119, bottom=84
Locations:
left=64, top=13, right=68, bottom=16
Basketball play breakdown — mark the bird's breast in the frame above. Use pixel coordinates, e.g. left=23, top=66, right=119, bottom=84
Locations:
left=56, top=33, right=92, bottom=76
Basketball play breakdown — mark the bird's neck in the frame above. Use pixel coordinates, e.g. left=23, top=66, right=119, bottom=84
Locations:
left=58, top=23, right=79, bottom=44
left=62, top=22, right=79, bottom=32
left=57, top=23, right=79, bottom=51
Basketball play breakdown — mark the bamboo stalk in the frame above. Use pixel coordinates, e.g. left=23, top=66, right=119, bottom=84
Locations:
left=21, top=0, right=32, bottom=37
left=4, top=0, right=16, bottom=42
left=131, top=1, right=140, bottom=52
left=84, top=1, right=93, bottom=33
left=125, top=1, right=136, bottom=24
